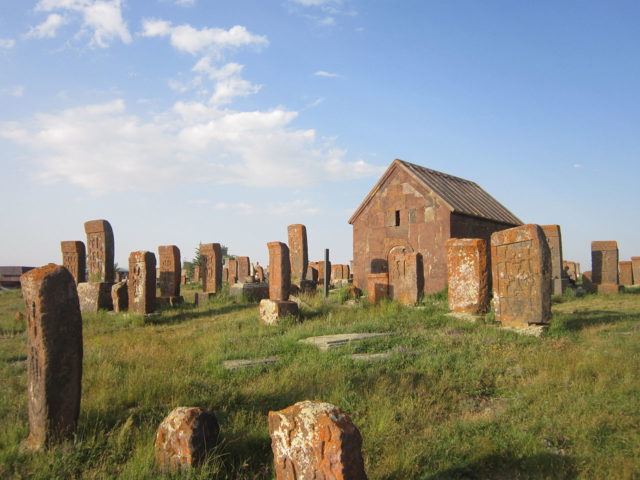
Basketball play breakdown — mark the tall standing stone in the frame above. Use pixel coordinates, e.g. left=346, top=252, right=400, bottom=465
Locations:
left=227, top=258, right=238, bottom=285
left=388, top=248, right=423, bottom=305
left=158, top=245, right=181, bottom=298
left=619, top=261, right=633, bottom=286
left=201, top=243, right=222, bottom=293
left=237, top=256, right=251, bottom=282
left=541, top=225, right=564, bottom=295
left=632, top=257, right=640, bottom=286
left=490, top=224, right=551, bottom=327
left=591, top=241, right=619, bottom=293
left=367, top=273, right=389, bottom=303
left=20, top=264, right=83, bottom=451
left=60, top=241, right=86, bottom=285
left=255, top=265, right=265, bottom=282
left=269, top=401, right=367, bottom=480
left=111, top=280, right=128, bottom=312
left=84, top=219, right=114, bottom=283
left=287, top=224, right=308, bottom=287
left=259, top=242, right=299, bottom=324
left=268, top=242, right=291, bottom=301
left=446, top=238, right=489, bottom=315
left=193, top=265, right=200, bottom=283
left=128, top=251, right=156, bottom=314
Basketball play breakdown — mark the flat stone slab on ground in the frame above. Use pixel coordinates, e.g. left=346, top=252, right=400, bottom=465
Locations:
left=223, top=357, right=278, bottom=370
left=350, top=352, right=393, bottom=362
left=299, top=332, right=391, bottom=351
left=501, top=324, right=548, bottom=337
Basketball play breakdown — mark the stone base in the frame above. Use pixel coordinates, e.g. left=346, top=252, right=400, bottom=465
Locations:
left=367, top=273, right=389, bottom=303
left=501, top=323, right=549, bottom=337
left=259, top=299, right=301, bottom=325
left=77, top=282, right=113, bottom=312
left=595, top=284, right=622, bottom=294
left=156, top=296, right=184, bottom=307
left=445, top=312, right=485, bottom=322
left=195, top=292, right=216, bottom=307
left=111, top=281, right=128, bottom=312
left=229, top=283, right=269, bottom=302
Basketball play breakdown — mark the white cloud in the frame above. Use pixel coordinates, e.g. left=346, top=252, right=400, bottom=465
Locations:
left=192, top=57, right=261, bottom=105
left=213, top=202, right=255, bottom=215
left=317, top=16, right=336, bottom=26
left=1, top=85, right=25, bottom=97
left=174, top=0, right=196, bottom=5
left=573, top=163, right=583, bottom=169
left=315, top=71, right=341, bottom=78
left=27, top=13, right=67, bottom=38
left=0, top=99, right=383, bottom=194
left=268, top=199, right=320, bottom=216
left=141, top=19, right=268, bottom=56
left=291, top=0, right=342, bottom=5
left=0, top=38, right=15, bottom=49
left=34, top=0, right=131, bottom=47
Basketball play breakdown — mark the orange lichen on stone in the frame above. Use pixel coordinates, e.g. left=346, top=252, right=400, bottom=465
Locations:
left=446, top=238, right=489, bottom=314
left=268, top=401, right=367, bottom=480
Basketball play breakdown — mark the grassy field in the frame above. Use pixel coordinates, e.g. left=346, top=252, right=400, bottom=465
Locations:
left=0, top=284, right=639, bottom=479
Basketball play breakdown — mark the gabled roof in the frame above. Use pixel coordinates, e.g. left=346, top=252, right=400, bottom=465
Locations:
left=348, top=159, right=522, bottom=225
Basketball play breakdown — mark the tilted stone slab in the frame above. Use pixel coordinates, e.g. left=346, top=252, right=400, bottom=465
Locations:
left=299, top=332, right=391, bottom=351
left=20, top=264, right=83, bottom=451
left=223, top=357, right=278, bottom=370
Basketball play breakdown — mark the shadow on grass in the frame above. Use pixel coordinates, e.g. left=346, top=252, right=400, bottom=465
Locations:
left=424, top=452, right=577, bottom=479
left=622, top=286, right=640, bottom=295
left=552, top=309, right=640, bottom=332
left=146, top=302, right=255, bottom=325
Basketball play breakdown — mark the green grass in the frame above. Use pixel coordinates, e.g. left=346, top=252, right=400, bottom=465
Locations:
left=1, top=285, right=639, bottom=479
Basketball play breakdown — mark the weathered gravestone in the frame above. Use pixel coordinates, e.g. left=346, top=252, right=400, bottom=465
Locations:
left=111, top=280, right=128, bottom=312
left=60, top=241, right=86, bottom=284
left=84, top=219, right=114, bottom=283
left=490, top=224, right=551, bottom=327
left=632, top=257, right=640, bottom=286
left=195, top=243, right=222, bottom=306
left=237, top=256, right=251, bottom=282
left=288, top=224, right=308, bottom=287
left=259, top=242, right=300, bottom=324
left=128, top=251, right=156, bottom=314
left=155, top=407, right=219, bottom=471
left=228, top=258, right=239, bottom=284
left=541, top=225, right=564, bottom=295
left=619, top=261, right=633, bottom=286
left=158, top=245, right=182, bottom=304
left=77, top=282, right=113, bottom=312
left=446, top=238, right=489, bottom=315
left=591, top=241, right=620, bottom=294
left=268, top=401, right=367, bottom=480
left=581, top=271, right=595, bottom=293
left=388, top=247, right=423, bottom=305
left=255, top=264, right=265, bottom=282
left=20, top=264, right=83, bottom=451
left=193, top=265, right=200, bottom=283
left=367, top=273, right=389, bottom=303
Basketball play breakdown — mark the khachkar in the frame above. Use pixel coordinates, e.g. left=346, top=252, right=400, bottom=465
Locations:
left=259, top=242, right=300, bottom=325
left=195, top=243, right=222, bottom=306
left=236, top=256, right=251, bottom=282
left=541, top=225, right=565, bottom=296
left=269, top=401, right=368, bottom=480
left=287, top=224, right=308, bottom=288
left=446, top=238, right=489, bottom=315
left=591, top=241, right=620, bottom=294
left=387, top=248, right=422, bottom=306
left=128, top=251, right=156, bottom=314
left=20, top=264, right=83, bottom=451
left=77, top=219, right=115, bottom=312
left=490, top=224, right=552, bottom=327
left=158, top=245, right=183, bottom=306
left=60, top=241, right=86, bottom=285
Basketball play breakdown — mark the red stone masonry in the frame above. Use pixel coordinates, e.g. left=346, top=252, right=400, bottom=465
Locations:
left=20, top=264, right=83, bottom=451
left=61, top=241, right=86, bottom=284
left=128, top=251, right=156, bottom=314
left=268, top=242, right=291, bottom=301
left=490, top=224, right=551, bottom=326
left=591, top=241, right=619, bottom=285
left=201, top=243, right=222, bottom=293
left=446, top=238, right=489, bottom=314
left=288, top=224, right=308, bottom=286
left=158, top=245, right=181, bottom=297
left=84, top=219, right=114, bottom=283
left=619, top=261, right=633, bottom=286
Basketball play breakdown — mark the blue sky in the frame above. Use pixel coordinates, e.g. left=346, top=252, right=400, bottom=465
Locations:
left=1, top=0, right=638, bottom=271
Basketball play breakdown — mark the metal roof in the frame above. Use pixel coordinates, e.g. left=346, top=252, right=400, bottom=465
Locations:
left=349, top=159, right=522, bottom=225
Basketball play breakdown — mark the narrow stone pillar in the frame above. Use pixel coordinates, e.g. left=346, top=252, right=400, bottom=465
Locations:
left=632, top=257, right=640, bottom=285
left=84, top=219, right=114, bottom=283
left=128, top=251, right=156, bottom=314
left=201, top=243, right=222, bottom=293
left=158, top=245, right=181, bottom=297
left=287, top=224, right=308, bottom=287
left=60, top=241, right=86, bottom=284
left=541, top=225, right=564, bottom=295
left=490, top=224, right=551, bottom=327
left=20, top=264, right=83, bottom=451
left=446, top=238, right=489, bottom=314
left=268, top=242, right=291, bottom=301
left=269, top=401, right=367, bottom=480
left=237, top=256, right=251, bottom=282
left=619, top=261, right=633, bottom=286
